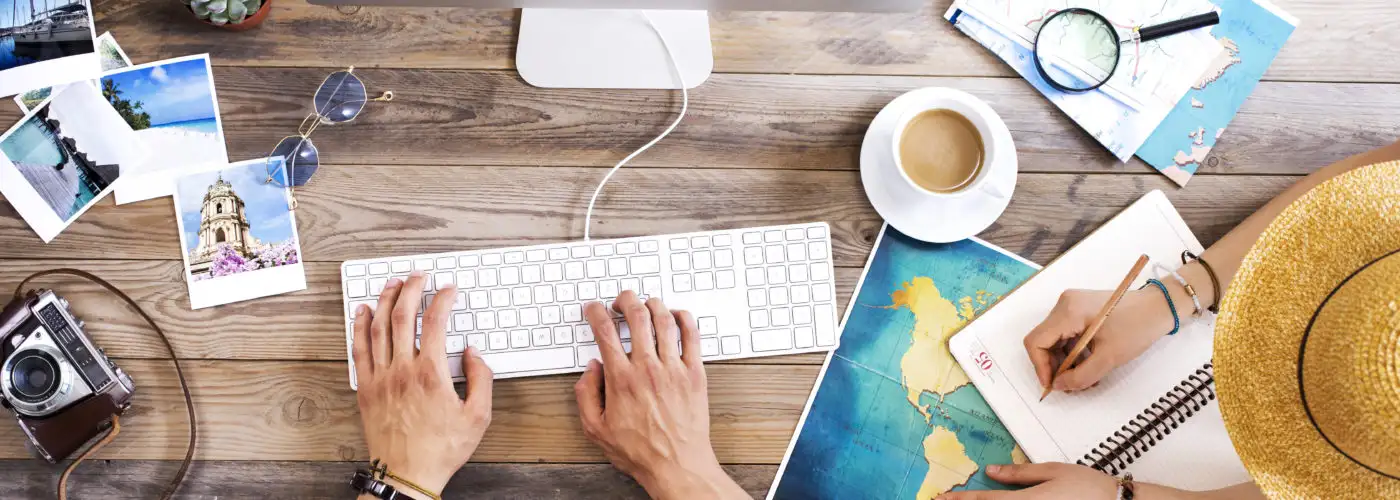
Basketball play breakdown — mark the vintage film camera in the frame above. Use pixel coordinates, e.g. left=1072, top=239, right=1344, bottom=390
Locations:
left=0, top=289, right=134, bottom=462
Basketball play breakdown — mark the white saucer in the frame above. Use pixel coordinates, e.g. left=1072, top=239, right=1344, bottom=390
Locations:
left=860, top=88, right=1018, bottom=243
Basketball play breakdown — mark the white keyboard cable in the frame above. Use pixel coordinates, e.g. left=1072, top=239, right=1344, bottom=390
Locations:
left=583, top=12, right=690, bottom=241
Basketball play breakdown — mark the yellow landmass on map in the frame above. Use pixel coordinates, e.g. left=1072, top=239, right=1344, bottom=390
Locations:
left=889, top=277, right=975, bottom=421
left=1011, top=445, right=1029, bottom=464
left=916, top=427, right=980, bottom=499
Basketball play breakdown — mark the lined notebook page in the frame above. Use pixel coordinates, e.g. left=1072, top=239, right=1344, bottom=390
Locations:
left=950, top=191, right=1248, bottom=490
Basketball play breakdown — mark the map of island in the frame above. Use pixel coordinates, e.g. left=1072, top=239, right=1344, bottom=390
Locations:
left=771, top=227, right=1040, bottom=499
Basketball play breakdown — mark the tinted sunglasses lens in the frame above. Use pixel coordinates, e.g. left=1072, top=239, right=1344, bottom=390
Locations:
left=271, top=137, right=320, bottom=187
left=314, top=71, right=368, bottom=123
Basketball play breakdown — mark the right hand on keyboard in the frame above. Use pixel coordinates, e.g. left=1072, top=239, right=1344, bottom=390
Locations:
left=353, top=272, right=495, bottom=497
left=573, top=291, right=748, bottom=500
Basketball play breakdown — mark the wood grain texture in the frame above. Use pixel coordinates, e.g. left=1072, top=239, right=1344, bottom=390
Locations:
left=92, top=0, right=1400, bottom=83
left=0, top=361, right=819, bottom=462
left=0, top=169, right=1294, bottom=263
left=4, top=69, right=1393, bottom=174
left=0, top=460, right=778, bottom=499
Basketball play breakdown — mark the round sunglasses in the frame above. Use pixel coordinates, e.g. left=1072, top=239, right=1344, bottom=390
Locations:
left=265, top=67, right=393, bottom=207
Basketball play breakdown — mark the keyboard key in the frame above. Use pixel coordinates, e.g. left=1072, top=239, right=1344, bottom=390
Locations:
left=467, top=333, right=488, bottom=351
left=771, top=308, right=791, bottom=326
left=421, top=275, right=435, bottom=292
left=533, top=328, right=553, bottom=346
left=499, top=309, right=519, bottom=328
left=480, top=346, right=575, bottom=374
left=488, top=331, right=508, bottom=350
left=639, top=240, right=660, bottom=253
left=564, top=304, right=583, bottom=322
left=391, top=260, right=411, bottom=273
left=452, top=292, right=467, bottom=310
left=526, top=249, right=547, bottom=262
left=578, top=282, right=598, bottom=300
left=500, top=267, right=521, bottom=286
left=415, top=258, right=434, bottom=271
left=791, top=285, right=810, bottom=303
left=618, top=277, right=639, bottom=295
left=701, top=337, right=720, bottom=356
left=593, top=244, right=614, bottom=257
left=753, top=329, right=794, bottom=352
left=789, top=264, right=809, bottom=282
left=477, top=312, right=497, bottom=330
left=422, top=293, right=435, bottom=313
left=795, top=326, right=815, bottom=348
left=721, top=335, right=742, bottom=355
left=642, top=276, right=663, bottom=297
left=556, top=284, right=577, bottom=302
left=553, top=326, right=573, bottom=344
left=807, top=226, right=826, bottom=239
left=469, top=291, right=489, bottom=309
left=694, top=271, right=714, bottom=291
left=478, top=269, right=499, bottom=287
left=454, top=312, right=473, bottom=332
left=746, top=268, right=765, bottom=287
left=617, top=321, right=632, bottom=340
left=457, top=271, right=476, bottom=289
left=693, top=251, right=712, bottom=270
left=587, top=260, right=606, bottom=278
left=670, top=253, right=690, bottom=272
left=544, top=263, right=563, bottom=282
left=534, top=285, right=554, bottom=304
left=510, top=330, right=530, bottom=348
left=812, top=283, right=832, bottom=302
left=714, top=234, right=732, bottom=246
left=743, top=247, right=763, bottom=266
left=490, top=289, right=510, bottom=308
left=575, top=324, right=595, bottom=343
left=742, top=232, right=761, bottom=245
left=565, top=262, right=585, bottom=280
left=346, top=264, right=368, bottom=277
left=716, top=270, right=736, bottom=289
left=608, top=258, right=628, bottom=277
left=811, top=263, right=831, bottom=281
left=541, top=305, right=561, bottom=324
left=512, top=287, right=532, bottom=306
left=600, top=280, right=620, bottom=299
left=764, top=230, right=782, bottom=243
left=770, top=287, right=789, bottom=305
left=446, top=335, right=465, bottom=354
left=786, top=228, right=805, bottom=241
left=786, top=243, right=807, bottom=261
left=437, top=257, right=456, bottom=269
left=434, top=272, right=455, bottom=290
left=749, top=310, right=769, bottom=328
left=669, top=238, right=688, bottom=251
left=520, top=307, right=540, bottom=326
left=748, top=289, right=766, bottom=307
left=367, top=263, right=391, bottom=277
left=672, top=274, right=693, bottom=292
left=793, top=305, right=812, bottom=325
left=699, top=317, right=718, bottom=336
left=630, top=255, right=661, bottom=274
left=714, top=249, right=733, bottom=267
left=815, top=304, right=836, bottom=345
left=571, top=246, right=591, bottom=259
left=690, top=236, right=709, bottom=248
left=767, top=266, right=788, bottom=285
left=522, top=265, right=542, bottom=284
left=347, top=279, right=368, bottom=298
left=505, top=251, right=525, bottom=264
left=459, top=255, right=480, bottom=267
left=765, top=245, right=785, bottom=264
left=548, top=248, right=569, bottom=261
left=369, top=277, right=388, bottom=295
left=576, top=342, right=634, bottom=366
left=482, top=253, right=502, bottom=266
left=808, top=242, right=828, bottom=260
left=617, top=242, right=637, bottom=255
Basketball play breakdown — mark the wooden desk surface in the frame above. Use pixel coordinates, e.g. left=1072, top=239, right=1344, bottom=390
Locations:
left=2, top=0, right=1397, bottom=497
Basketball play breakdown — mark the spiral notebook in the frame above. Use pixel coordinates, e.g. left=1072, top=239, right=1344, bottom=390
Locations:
left=948, top=190, right=1250, bottom=491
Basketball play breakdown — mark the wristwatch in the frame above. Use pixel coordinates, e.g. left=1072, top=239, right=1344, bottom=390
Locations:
left=352, top=469, right=409, bottom=499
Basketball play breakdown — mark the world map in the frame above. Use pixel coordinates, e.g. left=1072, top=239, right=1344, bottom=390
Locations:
left=771, top=228, right=1039, bottom=499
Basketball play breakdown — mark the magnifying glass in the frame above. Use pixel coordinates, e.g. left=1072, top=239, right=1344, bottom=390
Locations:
left=1033, top=9, right=1221, bottom=93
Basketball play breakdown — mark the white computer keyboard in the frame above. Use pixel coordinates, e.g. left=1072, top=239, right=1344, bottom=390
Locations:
left=339, top=222, right=839, bottom=388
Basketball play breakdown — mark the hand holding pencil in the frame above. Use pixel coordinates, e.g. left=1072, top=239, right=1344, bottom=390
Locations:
left=1024, top=255, right=1179, bottom=398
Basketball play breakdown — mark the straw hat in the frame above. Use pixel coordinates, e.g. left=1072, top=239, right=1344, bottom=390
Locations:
left=1215, top=160, right=1400, bottom=498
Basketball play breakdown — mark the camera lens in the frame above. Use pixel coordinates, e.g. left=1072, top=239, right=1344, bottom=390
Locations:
left=8, top=351, right=60, bottom=403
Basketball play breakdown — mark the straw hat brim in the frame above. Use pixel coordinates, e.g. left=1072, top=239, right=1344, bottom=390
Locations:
left=1214, top=160, right=1400, bottom=498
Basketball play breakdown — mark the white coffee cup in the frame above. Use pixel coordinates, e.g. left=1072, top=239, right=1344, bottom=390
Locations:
left=889, top=89, right=1008, bottom=200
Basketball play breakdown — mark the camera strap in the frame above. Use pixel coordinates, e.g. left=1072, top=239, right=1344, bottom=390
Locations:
left=13, top=269, right=195, bottom=500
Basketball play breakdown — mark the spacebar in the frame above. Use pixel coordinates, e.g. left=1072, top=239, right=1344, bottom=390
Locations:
left=478, top=347, right=576, bottom=374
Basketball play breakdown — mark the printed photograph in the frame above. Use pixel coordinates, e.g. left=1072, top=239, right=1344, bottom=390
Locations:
left=0, top=0, right=98, bottom=98
left=0, top=81, right=144, bottom=232
left=14, top=32, right=128, bottom=112
left=105, top=54, right=227, bottom=204
left=177, top=157, right=300, bottom=281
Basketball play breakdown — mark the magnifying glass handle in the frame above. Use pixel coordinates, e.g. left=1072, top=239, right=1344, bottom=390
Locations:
left=1136, top=12, right=1220, bottom=43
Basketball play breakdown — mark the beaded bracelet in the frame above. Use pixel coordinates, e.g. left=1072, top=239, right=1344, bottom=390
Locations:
left=1140, top=279, right=1180, bottom=336
left=1152, top=262, right=1203, bottom=316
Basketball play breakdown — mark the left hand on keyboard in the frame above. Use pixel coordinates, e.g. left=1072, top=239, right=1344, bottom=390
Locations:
left=352, top=271, right=495, bottom=496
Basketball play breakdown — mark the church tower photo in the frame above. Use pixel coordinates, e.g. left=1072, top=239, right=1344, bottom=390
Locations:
left=188, top=174, right=265, bottom=274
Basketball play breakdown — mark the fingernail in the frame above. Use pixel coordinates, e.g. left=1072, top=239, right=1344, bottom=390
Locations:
left=986, top=465, right=1000, bottom=474
left=385, top=278, right=401, bottom=289
left=356, top=304, right=369, bottom=316
left=410, top=270, right=424, bottom=278
left=467, top=346, right=479, bottom=357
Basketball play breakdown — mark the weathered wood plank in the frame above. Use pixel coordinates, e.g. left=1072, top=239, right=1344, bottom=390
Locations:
left=93, top=0, right=1400, bottom=83
left=0, top=361, right=818, bottom=462
left=2, top=71, right=1392, bottom=175
left=0, top=170, right=1294, bottom=263
left=1, top=460, right=778, bottom=499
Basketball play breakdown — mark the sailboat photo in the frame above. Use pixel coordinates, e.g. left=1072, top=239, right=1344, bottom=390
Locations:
left=0, top=0, right=94, bottom=71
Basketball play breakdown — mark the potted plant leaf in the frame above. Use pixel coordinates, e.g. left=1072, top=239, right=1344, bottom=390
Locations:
left=187, top=0, right=271, bottom=31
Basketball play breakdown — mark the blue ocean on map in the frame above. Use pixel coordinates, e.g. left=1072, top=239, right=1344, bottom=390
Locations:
left=1136, top=0, right=1297, bottom=184
left=772, top=228, right=1039, bottom=499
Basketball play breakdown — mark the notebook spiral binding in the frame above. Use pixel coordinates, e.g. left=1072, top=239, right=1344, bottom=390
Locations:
left=1077, top=363, right=1216, bottom=476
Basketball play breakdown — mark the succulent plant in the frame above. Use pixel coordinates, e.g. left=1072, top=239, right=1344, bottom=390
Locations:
left=187, top=0, right=263, bottom=25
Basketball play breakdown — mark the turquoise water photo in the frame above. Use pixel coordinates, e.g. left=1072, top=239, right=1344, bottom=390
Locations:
left=154, top=117, right=220, bottom=134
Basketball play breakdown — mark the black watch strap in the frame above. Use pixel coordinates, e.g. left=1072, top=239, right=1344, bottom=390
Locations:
left=353, top=469, right=405, bottom=499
